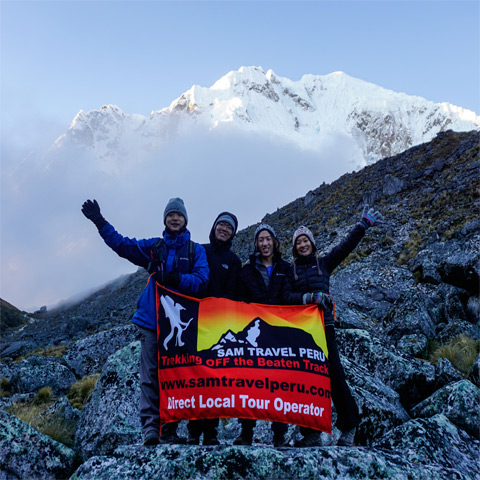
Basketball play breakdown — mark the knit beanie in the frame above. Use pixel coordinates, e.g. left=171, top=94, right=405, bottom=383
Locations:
left=292, top=226, right=317, bottom=257
left=254, top=223, right=278, bottom=251
left=214, top=213, right=237, bottom=235
left=163, top=197, right=188, bottom=225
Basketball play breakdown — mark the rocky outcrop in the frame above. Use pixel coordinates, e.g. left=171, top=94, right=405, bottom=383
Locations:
left=0, top=410, right=75, bottom=479
left=411, top=380, right=480, bottom=438
left=74, top=341, right=142, bottom=461
left=70, top=414, right=479, bottom=480
left=64, top=324, right=138, bottom=377
left=4, top=355, right=77, bottom=396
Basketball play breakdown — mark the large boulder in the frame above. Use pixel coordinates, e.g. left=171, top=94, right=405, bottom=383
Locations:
left=412, top=237, right=479, bottom=294
left=74, top=341, right=142, bottom=460
left=0, top=410, right=75, bottom=479
left=340, top=356, right=410, bottom=445
left=336, top=329, right=436, bottom=409
left=9, top=355, right=77, bottom=396
left=434, top=358, right=464, bottom=390
left=382, top=289, right=436, bottom=342
left=331, top=262, right=416, bottom=324
left=373, top=414, right=480, bottom=478
left=64, top=324, right=138, bottom=377
left=410, top=380, right=480, bottom=439
left=70, top=426, right=477, bottom=480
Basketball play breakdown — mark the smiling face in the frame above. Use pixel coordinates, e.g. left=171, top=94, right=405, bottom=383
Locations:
left=215, top=221, right=234, bottom=242
left=256, top=230, right=275, bottom=261
left=295, top=235, right=314, bottom=257
left=165, top=212, right=186, bottom=232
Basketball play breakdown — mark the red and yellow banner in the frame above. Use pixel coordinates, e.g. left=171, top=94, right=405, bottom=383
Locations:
left=156, top=284, right=332, bottom=433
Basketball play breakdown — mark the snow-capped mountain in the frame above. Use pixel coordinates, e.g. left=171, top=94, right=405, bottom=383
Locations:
left=49, top=66, right=479, bottom=171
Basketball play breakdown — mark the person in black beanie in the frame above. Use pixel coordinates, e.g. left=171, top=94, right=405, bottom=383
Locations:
left=187, top=212, right=242, bottom=445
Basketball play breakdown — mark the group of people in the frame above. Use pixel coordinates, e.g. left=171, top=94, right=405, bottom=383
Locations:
left=82, top=196, right=383, bottom=448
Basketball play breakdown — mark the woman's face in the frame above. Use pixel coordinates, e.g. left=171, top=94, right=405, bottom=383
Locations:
left=295, top=235, right=313, bottom=257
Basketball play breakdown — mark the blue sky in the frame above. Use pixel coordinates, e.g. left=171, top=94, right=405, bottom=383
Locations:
left=2, top=0, right=479, bottom=149
left=1, top=0, right=479, bottom=311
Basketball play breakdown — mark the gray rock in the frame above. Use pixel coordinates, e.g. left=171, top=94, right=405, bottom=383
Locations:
left=9, top=355, right=77, bottom=395
left=0, top=409, right=75, bottom=479
left=410, top=380, right=480, bottom=438
left=383, top=174, right=407, bottom=196
left=373, top=414, right=480, bottom=478
left=466, top=295, right=480, bottom=324
left=438, top=244, right=480, bottom=294
left=0, top=341, right=35, bottom=359
left=382, top=289, right=436, bottom=341
left=332, top=263, right=415, bottom=323
left=70, top=440, right=476, bottom=480
left=74, top=341, right=141, bottom=460
left=411, top=238, right=479, bottom=294
left=36, top=395, right=80, bottom=423
left=434, top=358, right=464, bottom=390
left=336, top=329, right=435, bottom=409
left=470, top=353, right=480, bottom=387
left=436, top=318, right=480, bottom=344
left=341, top=356, right=410, bottom=445
left=64, top=324, right=138, bottom=377
left=397, top=334, right=428, bottom=358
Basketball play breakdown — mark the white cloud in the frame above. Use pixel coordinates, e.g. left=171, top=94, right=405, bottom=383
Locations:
left=1, top=127, right=360, bottom=311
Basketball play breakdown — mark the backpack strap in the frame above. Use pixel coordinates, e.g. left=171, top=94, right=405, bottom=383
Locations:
left=188, top=241, right=196, bottom=270
left=148, top=238, right=195, bottom=274
left=147, top=238, right=165, bottom=274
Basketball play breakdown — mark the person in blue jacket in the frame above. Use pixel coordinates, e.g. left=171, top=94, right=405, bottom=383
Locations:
left=82, top=197, right=209, bottom=445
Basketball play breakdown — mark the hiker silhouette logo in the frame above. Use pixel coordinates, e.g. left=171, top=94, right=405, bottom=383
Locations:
left=160, top=295, right=194, bottom=350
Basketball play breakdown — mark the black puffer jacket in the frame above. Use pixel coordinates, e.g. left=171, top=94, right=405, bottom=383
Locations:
left=237, top=252, right=302, bottom=305
left=291, top=223, right=367, bottom=325
left=202, top=212, right=242, bottom=299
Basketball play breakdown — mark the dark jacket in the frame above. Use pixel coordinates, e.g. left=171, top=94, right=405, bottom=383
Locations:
left=237, top=252, right=299, bottom=305
left=99, top=223, right=209, bottom=330
left=202, top=212, right=242, bottom=299
left=291, top=222, right=366, bottom=325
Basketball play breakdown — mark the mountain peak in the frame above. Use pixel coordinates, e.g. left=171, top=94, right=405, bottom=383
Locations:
left=52, top=66, right=479, bottom=170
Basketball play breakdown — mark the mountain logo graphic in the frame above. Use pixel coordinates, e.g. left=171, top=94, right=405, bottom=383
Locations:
left=206, top=317, right=324, bottom=358
left=160, top=295, right=193, bottom=350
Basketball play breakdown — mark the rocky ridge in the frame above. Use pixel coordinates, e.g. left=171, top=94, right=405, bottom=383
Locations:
left=1, top=129, right=479, bottom=479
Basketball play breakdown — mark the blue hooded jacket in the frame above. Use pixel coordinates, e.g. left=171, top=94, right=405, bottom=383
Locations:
left=99, top=223, right=209, bottom=330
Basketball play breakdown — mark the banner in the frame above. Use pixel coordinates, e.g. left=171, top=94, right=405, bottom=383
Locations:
left=156, top=284, right=331, bottom=433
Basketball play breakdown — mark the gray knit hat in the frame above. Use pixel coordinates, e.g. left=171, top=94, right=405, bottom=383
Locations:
left=163, top=197, right=188, bottom=225
left=214, top=213, right=237, bottom=233
left=254, top=223, right=278, bottom=251
left=292, top=226, right=316, bottom=257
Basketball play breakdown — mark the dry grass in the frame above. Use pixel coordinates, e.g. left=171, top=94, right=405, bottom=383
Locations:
left=0, top=377, right=11, bottom=397
left=14, top=345, right=68, bottom=363
left=67, top=374, right=99, bottom=410
left=429, top=333, right=480, bottom=376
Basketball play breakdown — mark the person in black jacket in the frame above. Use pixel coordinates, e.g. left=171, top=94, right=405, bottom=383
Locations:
left=187, top=212, right=242, bottom=445
left=235, top=223, right=294, bottom=446
left=290, top=204, right=383, bottom=447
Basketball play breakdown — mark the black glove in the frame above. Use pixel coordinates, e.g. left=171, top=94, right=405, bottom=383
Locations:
left=163, top=271, right=181, bottom=288
left=82, top=199, right=107, bottom=230
left=360, top=204, right=384, bottom=229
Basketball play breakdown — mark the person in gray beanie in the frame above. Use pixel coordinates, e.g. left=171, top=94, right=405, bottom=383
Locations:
left=82, top=197, right=209, bottom=446
left=187, top=211, right=242, bottom=445
left=290, top=204, right=383, bottom=447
